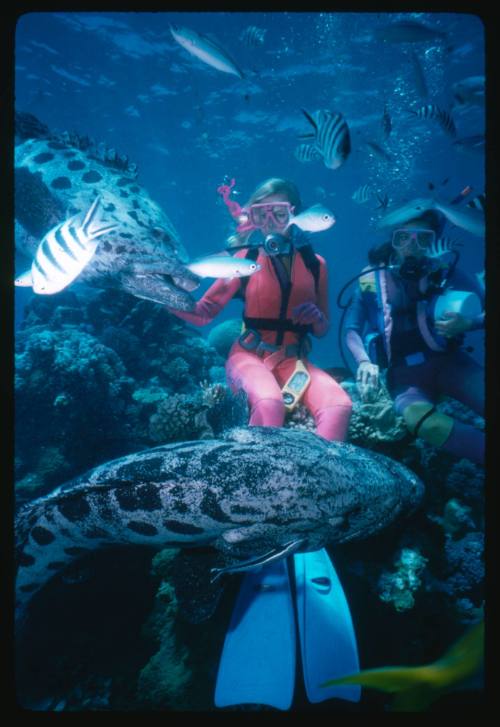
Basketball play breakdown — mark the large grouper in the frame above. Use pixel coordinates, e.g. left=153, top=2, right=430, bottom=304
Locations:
left=14, top=111, right=199, bottom=311
left=15, top=427, right=424, bottom=626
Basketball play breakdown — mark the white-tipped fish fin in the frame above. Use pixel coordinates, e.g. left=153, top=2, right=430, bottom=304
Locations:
left=14, top=269, right=33, bottom=287
left=81, top=195, right=102, bottom=235
left=86, top=223, right=118, bottom=240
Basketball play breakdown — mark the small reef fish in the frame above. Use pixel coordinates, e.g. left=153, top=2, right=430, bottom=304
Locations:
left=14, top=196, right=117, bottom=294
left=453, top=135, right=485, bottom=155
left=409, top=50, right=428, bottom=99
left=434, top=199, right=484, bottom=238
left=170, top=25, right=244, bottom=79
left=300, top=109, right=351, bottom=170
left=409, top=104, right=456, bottom=137
left=374, top=20, right=447, bottom=44
left=186, top=254, right=261, bottom=279
left=376, top=197, right=436, bottom=229
left=366, top=140, right=392, bottom=162
left=451, top=75, right=485, bottom=106
left=240, top=25, right=267, bottom=46
left=427, top=236, right=461, bottom=259
left=381, top=104, right=392, bottom=140
left=467, top=193, right=485, bottom=213
left=286, top=204, right=336, bottom=232
left=352, top=185, right=373, bottom=205
left=294, top=143, right=322, bottom=162
left=322, top=620, right=484, bottom=712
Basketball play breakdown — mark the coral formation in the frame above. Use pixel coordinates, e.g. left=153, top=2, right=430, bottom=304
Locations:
left=377, top=548, right=428, bottom=612
left=207, top=318, right=242, bottom=358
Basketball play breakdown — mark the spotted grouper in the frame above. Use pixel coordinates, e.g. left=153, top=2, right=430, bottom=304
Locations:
left=15, top=427, right=424, bottom=623
left=14, top=111, right=199, bottom=311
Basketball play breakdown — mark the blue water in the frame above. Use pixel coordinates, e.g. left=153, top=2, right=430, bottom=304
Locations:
left=14, top=10, right=485, bottom=368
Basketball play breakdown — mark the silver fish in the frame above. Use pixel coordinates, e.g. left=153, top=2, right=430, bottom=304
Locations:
left=374, top=20, right=447, bottom=44
left=286, top=204, right=336, bottom=232
left=300, top=109, right=351, bottom=170
left=433, top=200, right=484, bottom=238
left=14, top=196, right=117, bottom=295
left=376, top=197, right=436, bottom=229
left=186, top=254, right=261, bottom=279
left=170, top=25, right=244, bottom=79
left=453, top=135, right=485, bottom=155
left=451, top=75, right=485, bottom=106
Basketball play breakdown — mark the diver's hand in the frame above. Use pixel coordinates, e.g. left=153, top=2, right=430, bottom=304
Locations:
left=292, top=302, right=325, bottom=326
left=356, top=360, right=380, bottom=402
left=434, top=311, right=473, bottom=338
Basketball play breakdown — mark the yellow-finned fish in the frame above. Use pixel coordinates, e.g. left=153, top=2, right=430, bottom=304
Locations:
left=321, top=620, right=484, bottom=712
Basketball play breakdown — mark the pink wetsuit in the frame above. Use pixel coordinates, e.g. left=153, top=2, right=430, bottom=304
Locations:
left=170, top=248, right=352, bottom=441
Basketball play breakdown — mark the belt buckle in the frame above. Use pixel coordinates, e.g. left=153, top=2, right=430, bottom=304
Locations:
left=238, top=328, right=261, bottom=351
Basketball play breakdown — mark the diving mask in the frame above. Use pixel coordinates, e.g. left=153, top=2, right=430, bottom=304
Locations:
left=392, top=228, right=436, bottom=251
left=248, top=202, right=293, bottom=231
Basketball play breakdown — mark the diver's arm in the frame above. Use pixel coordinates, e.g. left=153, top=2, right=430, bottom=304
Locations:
left=167, top=276, right=241, bottom=326
left=345, top=329, right=371, bottom=366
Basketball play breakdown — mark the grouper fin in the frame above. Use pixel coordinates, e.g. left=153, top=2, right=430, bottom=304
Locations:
left=210, top=537, right=307, bottom=583
left=14, top=269, right=33, bottom=287
left=169, top=548, right=228, bottom=624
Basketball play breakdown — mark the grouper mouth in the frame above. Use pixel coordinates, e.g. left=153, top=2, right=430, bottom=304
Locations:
left=121, top=268, right=200, bottom=312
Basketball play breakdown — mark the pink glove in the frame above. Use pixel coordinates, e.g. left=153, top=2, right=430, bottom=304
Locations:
left=292, top=302, right=325, bottom=325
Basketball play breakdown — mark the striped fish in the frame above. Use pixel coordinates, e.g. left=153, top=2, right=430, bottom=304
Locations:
left=467, top=193, right=485, bottom=213
left=352, top=184, right=373, bottom=204
left=427, top=236, right=461, bottom=259
left=240, top=25, right=267, bottom=46
left=300, top=109, right=351, bottom=170
left=410, top=104, right=456, bottom=137
left=14, top=196, right=117, bottom=294
left=294, top=143, right=322, bottom=162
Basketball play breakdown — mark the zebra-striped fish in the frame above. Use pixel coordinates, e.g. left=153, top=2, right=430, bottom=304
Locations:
left=300, top=109, right=351, bottom=170
left=427, top=236, right=461, bottom=259
left=14, top=195, right=117, bottom=294
left=409, top=104, right=456, bottom=137
left=240, top=25, right=267, bottom=46
left=381, top=104, right=392, bottom=139
left=294, top=143, right=322, bottom=162
left=352, top=184, right=374, bottom=204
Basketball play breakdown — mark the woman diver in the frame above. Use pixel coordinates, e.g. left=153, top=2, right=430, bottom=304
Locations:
left=167, top=177, right=352, bottom=442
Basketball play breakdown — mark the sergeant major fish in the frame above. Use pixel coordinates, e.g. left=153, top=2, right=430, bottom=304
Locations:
left=299, top=109, right=351, bottom=170
left=15, top=112, right=199, bottom=311
left=14, top=195, right=117, bottom=294
left=15, top=426, right=424, bottom=624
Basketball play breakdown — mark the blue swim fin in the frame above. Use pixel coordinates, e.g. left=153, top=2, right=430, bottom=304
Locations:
left=294, top=548, right=361, bottom=703
left=214, top=558, right=296, bottom=710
